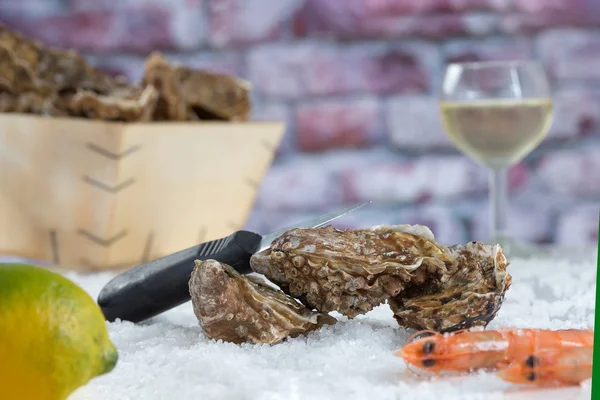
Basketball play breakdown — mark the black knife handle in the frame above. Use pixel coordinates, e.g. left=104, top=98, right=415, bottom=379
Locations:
left=97, top=230, right=262, bottom=323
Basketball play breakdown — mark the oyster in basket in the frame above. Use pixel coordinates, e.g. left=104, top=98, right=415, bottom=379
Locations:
left=0, top=24, right=122, bottom=95
left=250, top=224, right=512, bottom=331
left=250, top=224, right=457, bottom=318
left=389, top=241, right=511, bottom=333
left=189, top=259, right=336, bottom=345
left=142, top=51, right=251, bottom=121
left=0, top=24, right=157, bottom=121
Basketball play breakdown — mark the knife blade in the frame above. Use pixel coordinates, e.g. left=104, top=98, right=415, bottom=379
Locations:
left=97, top=201, right=371, bottom=323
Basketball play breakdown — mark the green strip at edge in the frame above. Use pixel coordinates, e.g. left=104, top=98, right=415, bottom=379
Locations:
left=592, top=211, right=600, bottom=399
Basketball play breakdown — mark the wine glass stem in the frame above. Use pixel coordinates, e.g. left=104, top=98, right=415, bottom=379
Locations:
left=489, top=168, right=508, bottom=245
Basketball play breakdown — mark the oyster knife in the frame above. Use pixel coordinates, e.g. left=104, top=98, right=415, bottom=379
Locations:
left=97, top=201, right=371, bottom=323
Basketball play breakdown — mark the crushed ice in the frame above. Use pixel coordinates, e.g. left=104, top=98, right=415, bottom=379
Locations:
left=63, top=255, right=595, bottom=400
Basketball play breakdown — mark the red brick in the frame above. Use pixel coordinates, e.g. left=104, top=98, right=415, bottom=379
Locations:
left=513, top=0, right=599, bottom=14
left=295, top=97, right=383, bottom=152
left=536, top=147, right=600, bottom=196
left=507, top=163, right=529, bottom=193
left=254, top=155, right=348, bottom=211
left=245, top=204, right=469, bottom=245
left=390, top=205, right=470, bottom=246
left=301, top=0, right=499, bottom=39
left=335, top=204, right=469, bottom=245
left=0, top=0, right=65, bottom=17
left=538, top=30, right=600, bottom=82
left=364, top=14, right=499, bottom=39
left=470, top=200, right=553, bottom=244
left=248, top=41, right=440, bottom=98
left=340, top=154, right=488, bottom=204
left=83, top=54, right=147, bottom=82
left=82, top=51, right=243, bottom=84
left=305, top=0, right=507, bottom=19
left=207, top=0, right=301, bottom=48
left=555, top=204, right=599, bottom=247
left=31, top=0, right=207, bottom=52
left=242, top=208, right=317, bottom=235
left=166, top=51, right=243, bottom=76
left=386, top=95, right=452, bottom=151
left=4, top=10, right=170, bottom=52
left=443, top=38, right=533, bottom=64
left=547, top=88, right=600, bottom=140
left=500, top=9, right=600, bottom=35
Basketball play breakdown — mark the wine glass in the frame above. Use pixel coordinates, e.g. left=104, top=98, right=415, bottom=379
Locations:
left=439, top=61, right=553, bottom=256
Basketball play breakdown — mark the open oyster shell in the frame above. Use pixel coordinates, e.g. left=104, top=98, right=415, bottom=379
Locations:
left=389, top=241, right=511, bottom=333
left=250, top=224, right=458, bottom=318
left=189, top=259, right=336, bottom=345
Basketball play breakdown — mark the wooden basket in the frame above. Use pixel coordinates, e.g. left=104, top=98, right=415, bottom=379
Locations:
left=0, top=114, right=284, bottom=271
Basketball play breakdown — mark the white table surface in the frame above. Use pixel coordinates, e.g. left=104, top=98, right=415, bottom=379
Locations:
left=1, top=247, right=597, bottom=400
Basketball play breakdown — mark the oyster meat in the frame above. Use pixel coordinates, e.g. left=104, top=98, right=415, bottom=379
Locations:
left=250, top=224, right=457, bottom=318
left=189, top=259, right=336, bottom=345
left=389, top=241, right=511, bottom=333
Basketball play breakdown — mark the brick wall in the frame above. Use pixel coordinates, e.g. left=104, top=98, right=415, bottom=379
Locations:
left=2, top=0, right=599, bottom=246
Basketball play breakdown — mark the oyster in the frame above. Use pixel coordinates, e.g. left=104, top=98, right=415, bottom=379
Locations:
left=0, top=24, right=151, bottom=120
left=0, top=24, right=121, bottom=95
left=189, top=259, right=336, bottom=345
left=250, top=224, right=457, bottom=318
left=389, top=241, right=512, bottom=333
left=0, top=91, right=65, bottom=115
left=175, top=65, right=252, bottom=121
left=0, top=46, right=40, bottom=95
left=63, top=84, right=159, bottom=122
left=141, top=51, right=252, bottom=121
left=0, top=25, right=252, bottom=122
left=250, top=224, right=512, bottom=331
left=141, top=52, right=188, bottom=121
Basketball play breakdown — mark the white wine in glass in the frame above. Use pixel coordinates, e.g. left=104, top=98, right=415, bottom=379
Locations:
left=439, top=61, right=553, bottom=255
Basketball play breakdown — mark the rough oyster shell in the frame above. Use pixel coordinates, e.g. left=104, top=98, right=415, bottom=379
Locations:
left=141, top=52, right=188, bottom=121
left=250, top=224, right=457, bottom=318
left=63, top=84, right=159, bottom=122
left=0, top=25, right=252, bottom=122
left=0, top=24, right=119, bottom=95
left=189, top=259, right=336, bottom=345
left=0, top=47, right=40, bottom=95
left=0, top=91, right=65, bottom=115
left=175, top=65, right=252, bottom=121
left=389, top=241, right=512, bottom=333
left=141, top=51, right=251, bottom=121
left=0, top=24, right=150, bottom=120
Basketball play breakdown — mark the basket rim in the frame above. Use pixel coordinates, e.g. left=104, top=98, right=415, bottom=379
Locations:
left=0, top=112, right=285, bottom=127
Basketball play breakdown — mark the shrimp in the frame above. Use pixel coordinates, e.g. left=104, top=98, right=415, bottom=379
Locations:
left=395, top=328, right=593, bottom=375
left=497, top=345, right=593, bottom=387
